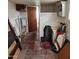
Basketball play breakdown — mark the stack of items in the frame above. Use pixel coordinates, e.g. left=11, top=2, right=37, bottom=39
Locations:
left=51, top=23, right=66, bottom=52
left=41, top=25, right=52, bottom=49
left=41, top=23, right=66, bottom=52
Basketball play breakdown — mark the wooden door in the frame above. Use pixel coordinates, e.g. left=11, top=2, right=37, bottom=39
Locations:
left=27, top=7, right=37, bottom=32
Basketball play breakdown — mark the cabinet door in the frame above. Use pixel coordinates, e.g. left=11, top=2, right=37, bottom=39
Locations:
left=58, top=42, right=70, bottom=59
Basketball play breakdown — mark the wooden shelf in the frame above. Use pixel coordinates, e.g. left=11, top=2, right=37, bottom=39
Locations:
left=58, top=42, right=70, bottom=59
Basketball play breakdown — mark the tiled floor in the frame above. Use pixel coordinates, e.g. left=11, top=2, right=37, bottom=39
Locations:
left=18, top=32, right=58, bottom=59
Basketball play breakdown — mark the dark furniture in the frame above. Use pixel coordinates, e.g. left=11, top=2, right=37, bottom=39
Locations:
left=8, top=20, right=21, bottom=59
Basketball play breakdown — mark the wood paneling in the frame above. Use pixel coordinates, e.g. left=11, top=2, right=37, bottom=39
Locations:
left=58, top=42, right=70, bottom=59
left=13, top=48, right=20, bottom=59
left=8, top=41, right=16, bottom=55
left=41, top=3, right=57, bottom=12
left=27, top=7, right=37, bottom=32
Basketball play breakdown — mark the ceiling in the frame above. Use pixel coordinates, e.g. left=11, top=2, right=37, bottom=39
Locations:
left=9, top=0, right=59, bottom=6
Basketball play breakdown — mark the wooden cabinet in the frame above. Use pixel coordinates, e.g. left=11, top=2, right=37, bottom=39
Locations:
left=58, top=42, right=70, bottom=59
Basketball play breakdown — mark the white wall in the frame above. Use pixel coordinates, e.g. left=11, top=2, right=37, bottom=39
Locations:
left=58, top=0, right=70, bottom=40
left=20, top=12, right=26, bottom=26
left=20, top=11, right=28, bottom=32
left=40, top=12, right=58, bottom=37
left=8, top=1, right=21, bottom=36
left=8, top=1, right=28, bottom=37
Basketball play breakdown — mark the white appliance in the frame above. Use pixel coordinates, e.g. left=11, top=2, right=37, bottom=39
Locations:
left=57, top=1, right=66, bottom=17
